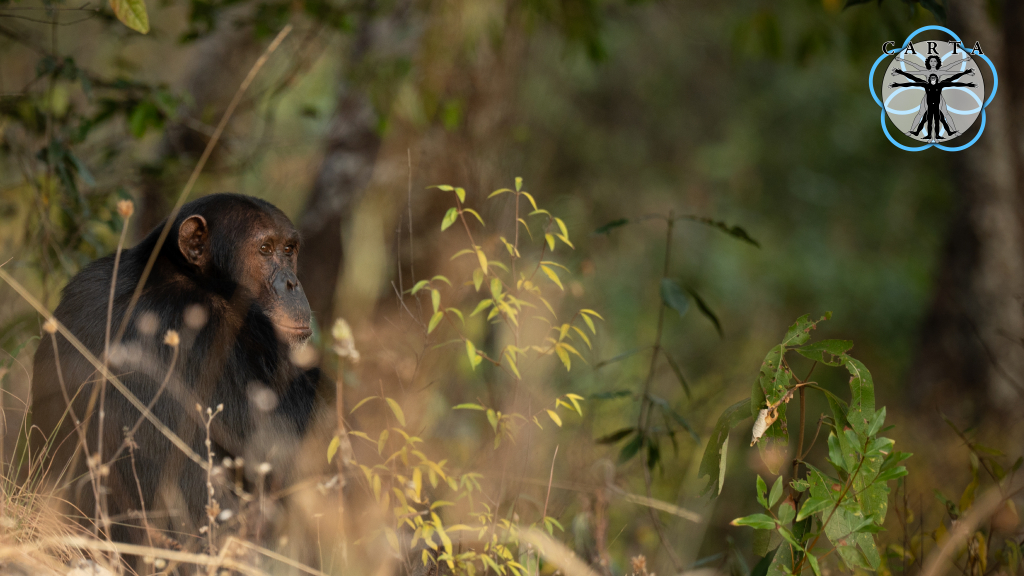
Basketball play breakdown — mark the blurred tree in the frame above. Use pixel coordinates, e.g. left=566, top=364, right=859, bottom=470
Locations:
left=907, top=1, right=1024, bottom=419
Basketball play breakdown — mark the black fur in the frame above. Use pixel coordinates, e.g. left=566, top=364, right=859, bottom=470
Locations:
left=31, top=193, right=320, bottom=546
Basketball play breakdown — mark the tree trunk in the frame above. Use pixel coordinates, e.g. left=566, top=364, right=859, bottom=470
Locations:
left=910, top=1, right=1024, bottom=418
left=297, top=88, right=380, bottom=327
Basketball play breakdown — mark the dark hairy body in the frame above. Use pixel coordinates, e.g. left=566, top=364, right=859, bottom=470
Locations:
left=31, top=193, right=320, bottom=547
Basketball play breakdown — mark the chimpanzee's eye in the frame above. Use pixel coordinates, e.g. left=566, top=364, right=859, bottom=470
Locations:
left=283, top=244, right=295, bottom=255
left=259, top=243, right=272, bottom=255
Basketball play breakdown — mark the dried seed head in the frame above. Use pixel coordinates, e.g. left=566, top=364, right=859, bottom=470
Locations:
left=41, top=315, right=58, bottom=334
left=117, top=199, right=135, bottom=218
left=289, top=342, right=319, bottom=368
left=42, top=317, right=58, bottom=334
left=164, top=330, right=180, bottom=347
left=137, top=311, right=159, bottom=336
left=184, top=304, right=208, bottom=329
left=257, top=462, right=272, bottom=475
left=331, top=318, right=360, bottom=362
left=631, top=555, right=648, bottom=576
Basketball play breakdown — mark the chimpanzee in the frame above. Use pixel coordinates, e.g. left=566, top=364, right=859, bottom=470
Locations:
left=31, top=193, right=321, bottom=548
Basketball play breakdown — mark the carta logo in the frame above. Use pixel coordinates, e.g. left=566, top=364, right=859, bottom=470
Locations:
left=870, top=26, right=998, bottom=151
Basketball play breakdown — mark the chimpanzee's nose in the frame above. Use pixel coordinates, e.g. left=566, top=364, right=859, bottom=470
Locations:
left=274, top=270, right=302, bottom=293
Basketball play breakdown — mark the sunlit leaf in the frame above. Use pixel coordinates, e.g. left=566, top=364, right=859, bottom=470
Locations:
left=541, top=265, right=563, bottom=290
left=327, top=436, right=340, bottom=463
left=455, top=187, right=466, bottom=203
left=428, top=311, right=444, bottom=334
left=546, top=409, right=562, bottom=427
left=350, top=396, right=377, bottom=414
left=463, top=208, right=485, bottom=226
left=441, top=208, right=458, bottom=231
left=385, top=398, right=406, bottom=427
left=110, top=0, right=149, bottom=33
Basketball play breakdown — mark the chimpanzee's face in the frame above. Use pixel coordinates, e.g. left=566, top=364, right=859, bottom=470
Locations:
left=177, top=203, right=312, bottom=345
left=242, top=213, right=312, bottom=344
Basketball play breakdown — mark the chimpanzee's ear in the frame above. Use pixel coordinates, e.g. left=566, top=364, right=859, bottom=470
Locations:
left=178, top=215, right=209, bottom=267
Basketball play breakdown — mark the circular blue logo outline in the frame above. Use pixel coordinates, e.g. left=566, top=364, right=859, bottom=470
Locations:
left=869, top=25, right=998, bottom=151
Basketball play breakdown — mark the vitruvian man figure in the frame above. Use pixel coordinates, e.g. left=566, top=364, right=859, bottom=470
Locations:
left=889, top=55, right=976, bottom=140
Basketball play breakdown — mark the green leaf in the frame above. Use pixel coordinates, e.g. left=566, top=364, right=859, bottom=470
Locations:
left=752, top=547, right=777, bottom=574
left=110, top=0, right=150, bottom=33
left=844, top=356, right=876, bottom=438
left=731, top=514, right=777, bottom=531
left=431, top=185, right=455, bottom=191
left=453, top=403, right=486, bottom=410
left=698, top=398, right=751, bottom=497
left=685, top=287, right=723, bottom=337
left=455, top=187, right=466, bottom=203
left=593, top=218, right=629, bottom=235
left=795, top=339, right=854, bottom=367
left=618, top=434, right=643, bottom=463
left=868, top=407, right=887, bottom=437
left=662, top=350, right=692, bottom=399
left=806, top=553, right=822, bottom=576
left=777, top=501, right=795, bottom=525
left=596, top=428, right=635, bottom=444
left=595, top=347, right=648, bottom=368
left=441, top=207, right=458, bottom=231
left=796, top=497, right=831, bottom=522
left=590, top=390, right=633, bottom=400
left=769, top=476, right=784, bottom=508
left=469, top=299, right=492, bottom=317
left=750, top=313, right=831, bottom=472
left=466, top=340, right=481, bottom=369
left=648, top=394, right=699, bottom=441
left=660, top=279, right=690, bottom=318
left=827, top=432, right=848, bottom=473
left=756, top=475, right=769, bottom=509
left=679, top=215, right=760, bottom=247
left=766, top=543, right=796, bottom=576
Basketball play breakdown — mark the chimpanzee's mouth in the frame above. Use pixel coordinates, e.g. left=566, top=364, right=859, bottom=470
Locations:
left=274, top=323, right=312, bottom=340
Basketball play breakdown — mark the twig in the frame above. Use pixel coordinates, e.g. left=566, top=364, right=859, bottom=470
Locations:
left=635, top=210, right=684, bottom=573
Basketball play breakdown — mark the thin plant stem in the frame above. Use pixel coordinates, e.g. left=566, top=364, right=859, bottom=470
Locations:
left=636, top=210, right=684, bottom=573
